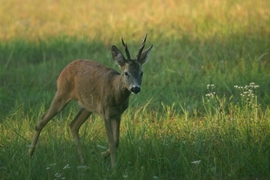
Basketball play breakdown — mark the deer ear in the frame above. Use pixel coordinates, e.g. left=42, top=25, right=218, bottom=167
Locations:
left=111, top=45, right=126, bottom=66
left=137, top=45, right=153, bottom=65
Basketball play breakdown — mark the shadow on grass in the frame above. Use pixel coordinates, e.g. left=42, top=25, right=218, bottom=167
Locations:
left=0, top=33, right=269, bottom=118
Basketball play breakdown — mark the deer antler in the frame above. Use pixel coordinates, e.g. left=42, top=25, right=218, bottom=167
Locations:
left=121, top=38, right=131, bottom=60
left=136, top=34, right=147, bottom=61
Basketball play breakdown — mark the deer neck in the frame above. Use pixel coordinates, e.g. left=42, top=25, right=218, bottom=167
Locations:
left=110, top=74, right=131, bottom=103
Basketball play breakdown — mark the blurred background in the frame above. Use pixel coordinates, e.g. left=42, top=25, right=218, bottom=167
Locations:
left=1, top=0, right=269, bottom=41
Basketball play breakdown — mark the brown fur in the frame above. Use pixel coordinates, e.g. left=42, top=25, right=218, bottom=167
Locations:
left=29, top=36, right=153, bottom=169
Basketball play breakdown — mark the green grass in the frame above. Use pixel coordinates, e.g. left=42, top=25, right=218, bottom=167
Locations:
left=1, top=0, right=270, bottom=179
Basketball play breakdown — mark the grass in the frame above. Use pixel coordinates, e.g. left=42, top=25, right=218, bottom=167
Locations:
left=0, top=0, right=270, bottom=179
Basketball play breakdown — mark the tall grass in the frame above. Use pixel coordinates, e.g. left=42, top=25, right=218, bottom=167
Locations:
left=1, top=0, right=270, bottom=179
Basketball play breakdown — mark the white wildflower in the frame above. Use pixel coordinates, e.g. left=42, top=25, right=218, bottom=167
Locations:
left=77, top=165, right=87, bottom=169
left=63, top=164, right=71, bottom=170
left=49, top=163, right=57, bottom=166
left=123, top=175, right=128, bottom=178
left=97, top=144, right=107, bottom=149
left=191, top=160, right=201, bottom=164
left=55, top=173, right=62, bottom=178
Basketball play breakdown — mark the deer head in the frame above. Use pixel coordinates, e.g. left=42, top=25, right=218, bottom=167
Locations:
left=111, top=34, right=153, bottom=94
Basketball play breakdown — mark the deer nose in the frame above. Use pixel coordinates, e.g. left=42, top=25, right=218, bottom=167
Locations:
left=130, top=86, right=141, bottom=94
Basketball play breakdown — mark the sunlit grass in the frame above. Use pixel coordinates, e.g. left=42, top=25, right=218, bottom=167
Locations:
left=1, top=94, right=270, bottom=179
left=0, top=0, right=269, bottom=41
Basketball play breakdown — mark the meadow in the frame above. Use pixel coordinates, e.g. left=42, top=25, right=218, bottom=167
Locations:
left=0, top=0, right=270, bottom=179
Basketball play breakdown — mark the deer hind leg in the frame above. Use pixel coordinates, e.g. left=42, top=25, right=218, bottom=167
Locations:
left=69, top=108, right=92, bottom=164
left=102, top=117, right=121, bottom=169
left=29, top=93, right=70, bottom=156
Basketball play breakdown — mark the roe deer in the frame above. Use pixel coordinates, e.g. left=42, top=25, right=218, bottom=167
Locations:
left=29, top=35, right=153, bottom=169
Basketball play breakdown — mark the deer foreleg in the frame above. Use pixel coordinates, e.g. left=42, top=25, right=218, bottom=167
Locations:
left=103, top=117, right=121, bottom=169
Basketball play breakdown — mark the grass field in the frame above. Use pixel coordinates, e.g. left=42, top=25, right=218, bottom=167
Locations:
left=0, top=0, right=270, bottom=179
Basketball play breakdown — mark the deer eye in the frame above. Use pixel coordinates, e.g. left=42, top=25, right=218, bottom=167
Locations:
left=124, top=72, right=129, bottom=77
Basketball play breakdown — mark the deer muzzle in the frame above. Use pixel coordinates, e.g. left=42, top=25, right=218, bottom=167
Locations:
left=130, top=86, right=141, bottom=94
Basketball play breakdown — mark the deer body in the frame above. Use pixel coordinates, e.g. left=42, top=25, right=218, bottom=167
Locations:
left=29, top=35, right=153, bottom=169
left=59, top=60, right=130, bottom=116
